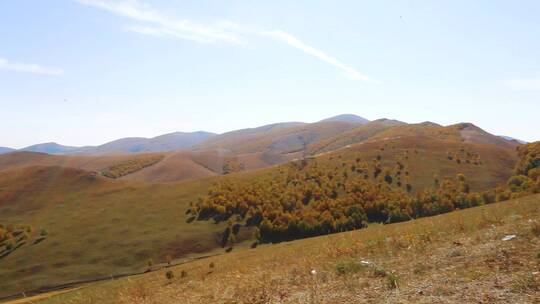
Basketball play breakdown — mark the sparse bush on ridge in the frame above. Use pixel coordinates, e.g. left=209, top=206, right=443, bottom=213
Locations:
left=101, top=155, right=164, bottom=178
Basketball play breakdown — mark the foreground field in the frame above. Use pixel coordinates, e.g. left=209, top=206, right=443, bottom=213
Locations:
left=32, top=193, right=540, bottom=304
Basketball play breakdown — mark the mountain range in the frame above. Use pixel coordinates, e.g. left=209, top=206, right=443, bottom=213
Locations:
left=0, top=114, right=367, bottom=155
left=0, top=114, right=525, bottom=157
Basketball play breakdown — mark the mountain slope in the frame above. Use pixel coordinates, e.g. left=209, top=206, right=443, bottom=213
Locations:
left=194, top=121, right=358, bottom=155
left=368, top=122, right=520, bottom=150
left=308, top=119, right=406, bottom=155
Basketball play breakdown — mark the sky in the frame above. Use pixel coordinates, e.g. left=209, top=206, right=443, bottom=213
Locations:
left=0, top=0, right=539, bottom=148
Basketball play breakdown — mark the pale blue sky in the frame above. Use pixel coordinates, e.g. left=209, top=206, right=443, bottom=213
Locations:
left=0, top=0, right=539, bottom=148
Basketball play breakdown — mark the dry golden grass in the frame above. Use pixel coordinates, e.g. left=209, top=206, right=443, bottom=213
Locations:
left=38, top=194, right=540, bottom=304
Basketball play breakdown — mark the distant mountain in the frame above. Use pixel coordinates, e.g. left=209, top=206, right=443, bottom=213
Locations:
left=0, top=147, right=15, bottom=154
left=499, top=136, right=527, bottom=145
left=21, top=142, right=79, bottom=154
left=308, top=119, right=407, bottom=154
left=77, top=131, right=216, bottom=155
left=319, top=114, right=369, bottom=124
left=194, top=121, right=358, bottom=155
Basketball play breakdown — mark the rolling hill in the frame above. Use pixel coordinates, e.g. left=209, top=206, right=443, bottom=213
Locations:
left=308, top=119, right=406, bottom=154
left=193, top=121, right=359, bottom=155
left=0, top=151, right=167, bottom=175
left=0, top=120, right=521, bottom=185
left=3, top=131, right=216, bottom=156
left=76, top=131, right=216, bottom=155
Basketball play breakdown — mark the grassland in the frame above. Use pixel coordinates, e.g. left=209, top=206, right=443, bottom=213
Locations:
left=0, top=134, right=519, bottom=299
left=0, top=122, right=523, bottom=300
left=0, top=152, right=169, bottom=179
left=313, top=135, right=516, bottom=192
left=27, top=193, right=540, bottom=304
left=0, top=166, right=247, bottom=299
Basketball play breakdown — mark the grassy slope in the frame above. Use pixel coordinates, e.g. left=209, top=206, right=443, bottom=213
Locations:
left=0, top=152, right=167, bottom=175
left=308, top=121, right=517, bottom=158
left=0, top=129, right=519, bottom=298
left=36, top=193, right=540, bottom=304
left=0, top=166, right=243, bottom=298
left=315, top=135, right=517, bottom=192
left=121, top=150, right=294, bottom=183
left=194, top=121, right=358, bottom=155
left=307, top=119, right=404, bottom=155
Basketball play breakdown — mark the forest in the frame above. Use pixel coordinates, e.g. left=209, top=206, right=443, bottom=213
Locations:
left=189, top=142, right=540, bottom=245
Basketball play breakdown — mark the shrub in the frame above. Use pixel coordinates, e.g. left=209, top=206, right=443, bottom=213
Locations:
left=335, top=260, right=363, bottom=275
left=165, top=270, right=174, bottom=280
left=386, top=272, right=400, bottom=289
left=180, top=270, right=187, bottom=278
left=209, top=262, right=215, bottom=269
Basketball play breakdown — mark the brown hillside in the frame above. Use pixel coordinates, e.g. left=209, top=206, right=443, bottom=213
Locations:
left=121, top=150, right=295, bottom=183
left=0, top=165, right=232, bottom=298
left=317, top=135, right=517, bottom=192
left=370, top=122, right=518, bottom=150
left=308, top=119, right=405, bottom=155
left=194, top=121, right=358, bottom=155
left=0, top=151, right=167, bottom=175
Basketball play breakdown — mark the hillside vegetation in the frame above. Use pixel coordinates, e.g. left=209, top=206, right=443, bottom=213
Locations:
left=190, top=141, right=535, bottom=246
left=0, top=166, right=237, bottom=299
left=100, top=155, right=165, bottom=178
left=36, top=193, right=540, bottom=304
left=0, top=125, right=530, bottom=300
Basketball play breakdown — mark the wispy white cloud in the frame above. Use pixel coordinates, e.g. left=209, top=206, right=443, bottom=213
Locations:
left=75, top=0, right=246, bottom=45
left=75, top=0, right=375, bottom=82
left=126, top=26, right=214, bottom=43
left=0, top=57, right=64, bottom=76
left=261, top=30, right=377, bottom=83
left=504, top=78, right=540, bottom=91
